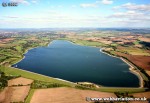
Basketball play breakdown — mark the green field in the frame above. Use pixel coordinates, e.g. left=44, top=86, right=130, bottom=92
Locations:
left=25, top=89, right=35, bottom=103
left=0, top=36, right=51, bottom=66
left=58, top=38, right=107, bottom=47
left=116, top=47, right=150, bottom=56
left=0, top=66, right=75, bottom=87
left=97, top=87, right=146, bottom=93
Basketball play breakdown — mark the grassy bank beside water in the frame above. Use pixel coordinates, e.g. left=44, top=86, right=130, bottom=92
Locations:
left=0, top=65, right=75, bottom=87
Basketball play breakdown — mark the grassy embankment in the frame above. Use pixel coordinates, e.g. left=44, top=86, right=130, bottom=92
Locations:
left=0, top=66, right=75, bottom=86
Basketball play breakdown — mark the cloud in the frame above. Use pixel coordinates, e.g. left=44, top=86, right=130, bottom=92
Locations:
left=108, top=11, right=143, bottom=18
left=113, top=3, right=150, bottom=12
left=3, top=16, right=19, bottom=18
left=80, top=3, right=98, bottom=8
left=80, top=0, right=114, bottom=8
left=110, top=2, right=150, bottom=26
left=108, top=10, right=150, bottom=24
left=101, top=0, right=113, bottom=5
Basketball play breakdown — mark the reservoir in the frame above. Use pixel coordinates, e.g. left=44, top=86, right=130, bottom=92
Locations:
left=12, top=40, right=140, bottom=87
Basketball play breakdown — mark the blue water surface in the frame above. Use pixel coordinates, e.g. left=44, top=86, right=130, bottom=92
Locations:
left=12, top=40, right=139, bottom=87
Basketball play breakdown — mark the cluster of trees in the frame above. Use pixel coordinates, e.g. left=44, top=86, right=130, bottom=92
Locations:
left=31, top=80, right=69, bottom=89
left=77, top=82, right=98, bottom=89
left=0, top=72, right=7, bottom=88
left=0, top=71, right=18, bottom=89
left=140, top=41, right=150, bottom=50
left=75, top=84, right=94, bottom=90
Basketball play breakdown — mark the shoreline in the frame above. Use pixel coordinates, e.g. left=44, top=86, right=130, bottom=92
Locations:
left=121, top=58, right=144, bottom=88
left=100, top=48, right=144, bottom=88
left=8, top=41, right=75, bottom=85
left=11, top=42, right=50, bottom=66
left=9, top=40, right=144, bottom=88
left=10, top=66, right=75, bottom=84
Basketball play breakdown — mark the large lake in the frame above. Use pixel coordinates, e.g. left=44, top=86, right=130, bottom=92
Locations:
left=12, top=40, right=140, bottom=87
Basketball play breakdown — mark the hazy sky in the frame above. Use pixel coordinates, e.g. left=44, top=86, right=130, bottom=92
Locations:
left=0, top=0, right=150, bottom=28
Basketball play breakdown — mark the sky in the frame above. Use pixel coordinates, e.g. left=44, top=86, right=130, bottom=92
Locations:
left=0, top=0, right=150, bottom=28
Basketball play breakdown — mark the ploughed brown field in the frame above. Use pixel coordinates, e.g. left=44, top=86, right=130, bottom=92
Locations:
left=30, top=87, right=117, bottom=103
left=8, top=77, right=33, bottom=86
left=0, top=77, right=32, bottom=103
left=0, top=86, right=30, bottom=103
left=10, top=86, right=30, bottom=102
left=0, top=87, right=13, bottom=103
left=115, top=52, right=150, bottom=71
